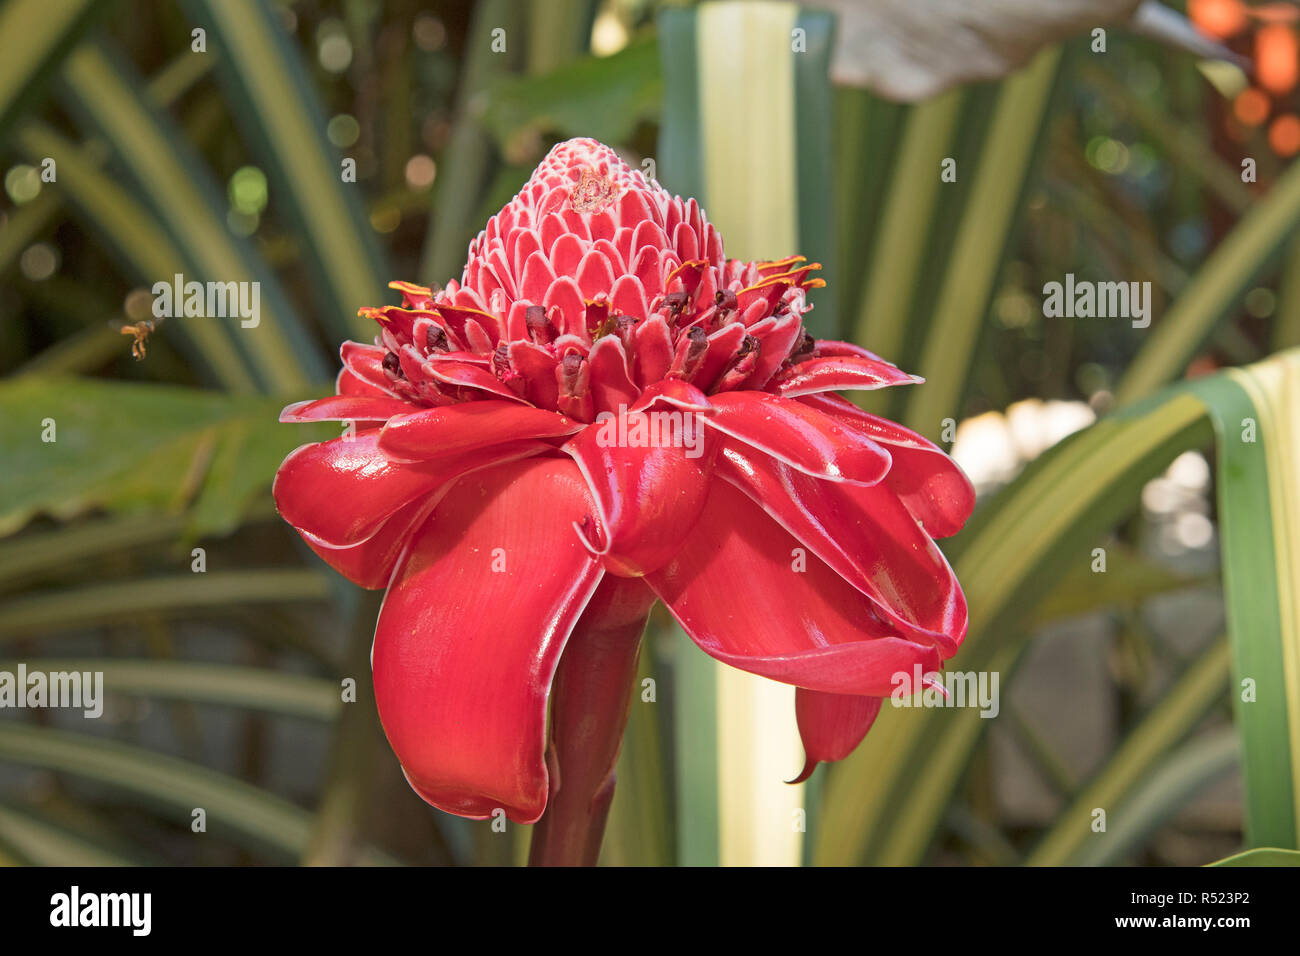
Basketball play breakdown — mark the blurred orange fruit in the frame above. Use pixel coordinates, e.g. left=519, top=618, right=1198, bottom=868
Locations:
left=1269, top=113, right=1300, bottom=155
left=1257, top=23, right=1300, bottom=94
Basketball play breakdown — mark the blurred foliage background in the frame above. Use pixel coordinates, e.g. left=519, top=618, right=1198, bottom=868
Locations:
left=0, top=0, right=1298, bottom=866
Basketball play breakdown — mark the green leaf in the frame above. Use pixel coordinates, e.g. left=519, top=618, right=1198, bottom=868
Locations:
left=0, top=0, right=98, bottom=141
left=815, top=387, right=1215, bottom=865
left=1025, top=641, right=1232, bottom=865
left=1071, top=729, right=1239, bottom=867
left=0, top=571, right=330, bottom=642
left=183, top=0, right=388, bottom=343
left=419, top=0, right=522, bottom=286
left=59, top=44, right=324, bottom=390
left=14, top=124, right=256, bottom=392
left=1116, top=162, right=1300, bottom=404
left=849, top=87, right=963, bottom=385
left=0, top=723, right=396, bottom=863
left=0, top=659, right=339, bottom=719
left=481, top=35, right=661, bottom=158
left=0, top=376, right=330, bottom=537
left=902, top=47, right=1063, bottom=437
left=1210, top=847, right=1300, bottom=866
left=1029, top=544, right=1213, bottom=628
left=1188, top=352, right=1300, bottom=848
left=0, top=801, right=140, bottom=867
left=659, top=0, right=836, bottom=865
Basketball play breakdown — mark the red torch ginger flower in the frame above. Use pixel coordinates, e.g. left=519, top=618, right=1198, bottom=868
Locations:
left=273, top=139, right=973, bottom=854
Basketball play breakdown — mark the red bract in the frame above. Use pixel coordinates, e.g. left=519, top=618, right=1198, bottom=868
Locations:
left=273, top=138, right=973, bottom=831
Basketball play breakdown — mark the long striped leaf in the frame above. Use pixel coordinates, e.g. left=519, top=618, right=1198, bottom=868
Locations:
left=659, top=0, right=836, bottom=866
left=0, top=659, right=339, bottom=719
left=1025, top=641, right=1232, bottom=865
left=902, top=47, right=1063, bottom=438
left=0, top=0, right=99, bottom=140
left=0, top=802, right=140, bottom=867
left=14, top=124, right=255, bottom=391
left=0, top=571, right=329, bottom=642
left=1116, top=162, right=1300, bottom=404
left=0, top=723, right=395, bottom=863
left=59, top=44, right=323, bottom=390
left=183, top=0, right=387, bottom=342
left=419, top=0, right=523, bottom=286
left=815, top=388, right=1214, bottom=864
left=1189, top=352, right=1300, bottom=847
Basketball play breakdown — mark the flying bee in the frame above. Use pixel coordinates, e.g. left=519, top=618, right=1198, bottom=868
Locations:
left=120, top=319, right=157, bottom=360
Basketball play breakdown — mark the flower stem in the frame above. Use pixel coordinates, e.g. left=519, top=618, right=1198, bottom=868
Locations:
left=527, top=577, right=654, bottom=867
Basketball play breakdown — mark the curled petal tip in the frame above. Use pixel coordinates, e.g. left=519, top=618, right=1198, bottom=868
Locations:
left=922, top=673, right=950, bottom=700
left=787, top=759, right=818, bottom=785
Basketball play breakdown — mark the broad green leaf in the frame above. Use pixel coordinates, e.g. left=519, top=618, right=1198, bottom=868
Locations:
left=0, top=376, right=330, bottom=537
left=850, top=87, right=963, bottom=384
left=831, top=88, right=906, bottom=334
left=1029, top=544, right=1213, bottom=628
left=482, top=35, right=661, bottom=159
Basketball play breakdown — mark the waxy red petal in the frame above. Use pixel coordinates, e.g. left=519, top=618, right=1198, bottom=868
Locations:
left=564, top=414, right=715, bottom=577
left=703, top=391, right=891, bottom=485
left=378, top=401, right=582, bottom=463
left=340, top=341, right=395, bottom=393
left=273, top=431, right=548, bottom=547
left=300, top=496, right=432, bottom=590
left=770, top=354, right=921, bottom=397
left=717, top=442, right=966, bottom=655
left=586, top=335, right=639, bottom=416
left=424, top=359, right=529, bottom=403
left=791, top=690, right=883, bottom=783
left=280, top=394, right=411, bottom=423
left=800, top=393, right=976, bottom=538
left=336, top=366, right=392, bottom=398
left=646, top=481, right=942, bottom=694
left=372, top=458, right=603, bottom=823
